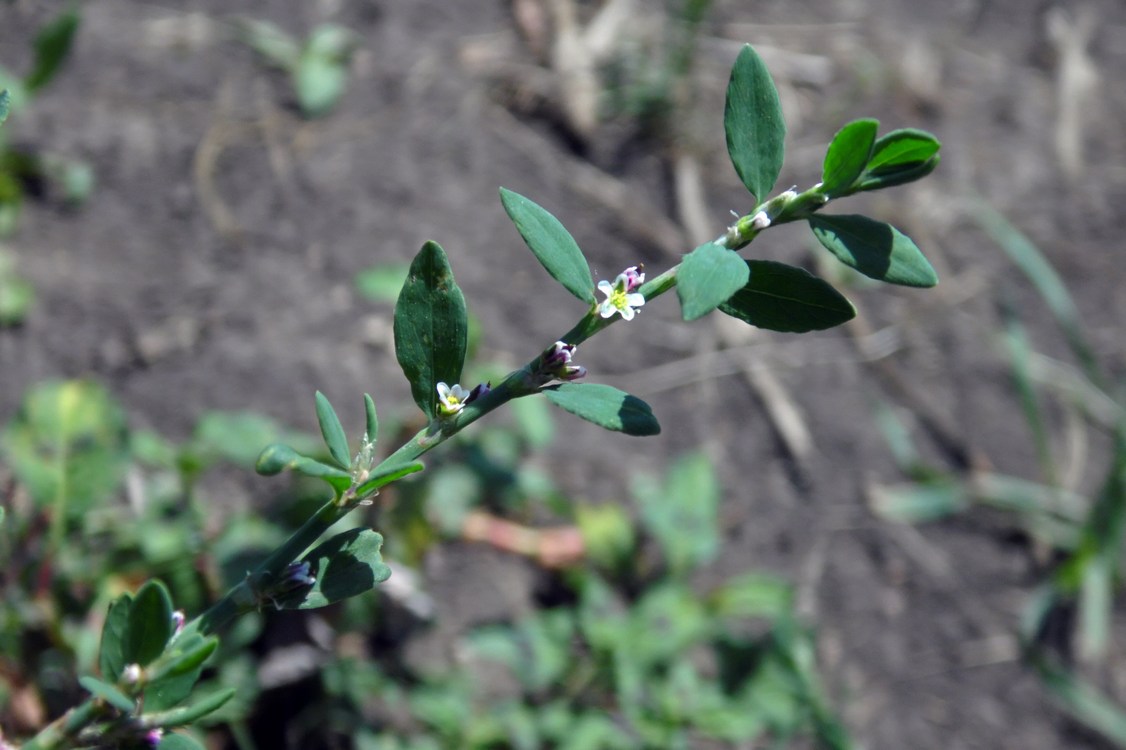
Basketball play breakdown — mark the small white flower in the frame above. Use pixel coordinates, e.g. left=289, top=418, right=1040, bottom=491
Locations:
left=436, top=382, right=469, bottom=415
left=122, top=663, right=142, bottom=684
left=597, top=271, right=646, bottom=321
left=750, top=210, right=771, bottom=230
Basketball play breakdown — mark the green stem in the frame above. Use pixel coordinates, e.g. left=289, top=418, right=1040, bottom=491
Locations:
left=20, top=698, right=108, bottom=750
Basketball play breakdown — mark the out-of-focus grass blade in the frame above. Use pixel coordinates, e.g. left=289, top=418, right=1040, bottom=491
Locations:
left=868, top=481, right=969, bottom=523
left=871, top=399, right=921, bottom=474
left=1032, top=653, right=1126, bottom=747
left=1078, top=555, right=1111, bottom=661
left=999, top=303, right=1055, bottom=484
left=1028, top=353, right=1124, bottom=430
left=970, top=202, right=1101, bottom=388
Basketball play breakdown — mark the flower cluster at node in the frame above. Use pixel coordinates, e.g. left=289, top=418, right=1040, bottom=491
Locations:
left=539, top=341, right=586, bottom=383
left=597, top=266, right=646, bottom=321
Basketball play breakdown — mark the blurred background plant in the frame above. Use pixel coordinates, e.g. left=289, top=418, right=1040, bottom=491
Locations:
left=868, top=205, right=1126, bottom=744
left=0, top=4, right=92, bottom=237
left=0, top=371, right=853, bottom=749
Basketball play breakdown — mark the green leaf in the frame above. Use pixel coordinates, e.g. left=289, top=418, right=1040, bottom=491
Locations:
left=156, top=733, right=207, bottom=750
left=24, top=7, right=80, bottom=93
left=808, top=214, right=938, bottom=288
left=78, top=675, right=134, bottom=712
left=393, top=241, right=469, bottom=419
left=542, top=383, right=660, bottom=436
left=125, top=580, right=174, bottom=668
left=99, top=593, right=133, bottom=682
left=148, top=635, right=218, bottom=683
left=149, top=689, right=236, bottom=731
left=856, top=128, right=941, bottom=192
left=233, top=18, right=300, bottom=70
left=1032, top=655, right=1126, bottom=746
left=724, top=44, right=786, bottom=203
left=499, top=188, right=595, bottom=304
left=0, top=380, right=129, bottom=517
left=314, top=391, right=350, bottom=469
left=354, top=459, right=425, bottom=498
left=676, top=242, right=750, bottom=321
left=363, top=393, right=378, bottom=442
left=0, top=90, right=9, bottom=125
left=294, top=52, right=347, bottom=117
left=143, top=632, right=214, bottom=711
left=254, top=443, right=352, bottom=492
left=971, top=203, right=1100, bottom=386
left=711, top=573, right=793, bottom=621
left=865, top=128, right=941, bottom=173
left=868, top=481, right=970, bottom=523
left=634, top=452, right=720, bottom=576
left=719, top=260, right=855, bottom=332
left=821, top=119, right=878, bottom=197
left=278, top=528, right=392, bottom=609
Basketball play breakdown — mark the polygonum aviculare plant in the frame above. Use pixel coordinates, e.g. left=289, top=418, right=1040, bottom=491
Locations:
left=16, top=44, right=940, bottom=750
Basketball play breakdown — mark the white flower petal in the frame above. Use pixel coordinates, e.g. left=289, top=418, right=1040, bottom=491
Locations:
left=597, top=279, right=615, bottom=296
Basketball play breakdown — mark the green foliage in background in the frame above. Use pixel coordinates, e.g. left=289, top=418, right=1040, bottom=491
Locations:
left=869, top=204, right=1126, bottom=746
left=0, top=5, right=92, bottom=236
left=0, top=38, right=942, bottom=749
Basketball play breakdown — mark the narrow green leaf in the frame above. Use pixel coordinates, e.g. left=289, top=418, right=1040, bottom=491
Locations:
left=99, top=593, right=132, bottom=682
left=719, top=260, right=855, bottom=332
left=1079, top=556, right=1112, bottom=661
left=499, top=188, right=595, bottom=303
left=393, top=241, right=469, bottom=419
left=970, top=203, right=1100, bottom=386
left=363, top=393, right=378, bottom=442
left=821, top=119, right=878, bottom=197
left=233, top=18, right=300, bottom=70
left=78, top=675, right=134, bottom=712
left=0, top=90, right=9, bottom=125
left=856, top=129, right=941, bottom=192
left=148, top=688, right=237, bottom=731
left=354, top=460, right=424, bottom=498
left=724, top=44, right=786, bottom=202
left=314, top=391, right=350, bottom=469
left=156, top=733, right=207, bottom=750
left=149, top=635, right=218, bottom=682
left=125, top=581, right=174, bottom=668
left=542, top=383, right=660, bottom=436
left=676, top=242, right=749, bottom=321
left=1032, top=654, right=1126, bottom=746
left=865, top=128, right=941, bottom=173
left=278, top=528, right=392, bottom=609
left=25, top=7, right=80, bottom=93
left=868, top=481, right=970, bottom=523
left=808, top=214, right=938, bottom=288
left=254, top=444, right=352, bottom=494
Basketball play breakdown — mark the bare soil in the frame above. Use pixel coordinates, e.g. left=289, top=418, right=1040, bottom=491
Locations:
left=2, top=1, right=1126, bottom=748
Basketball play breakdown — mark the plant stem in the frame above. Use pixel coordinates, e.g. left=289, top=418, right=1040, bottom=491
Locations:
left=20, top=699, right=108, bottom=750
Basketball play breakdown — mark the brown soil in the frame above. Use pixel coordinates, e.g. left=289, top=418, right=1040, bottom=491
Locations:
left=2, top=1, right=1126, bottom=748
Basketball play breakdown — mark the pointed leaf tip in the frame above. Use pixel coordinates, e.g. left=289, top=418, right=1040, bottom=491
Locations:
left=543, top=383, right=660, bottom=436
left=393, top=241, right=469, bottom=418
left=500, top=188, right=596, bottom=304
left=314, top=391, right=350, bottom=469
left=808, top=214, right=938, bottom=288
left=724, top=44, right=786, bottom=202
